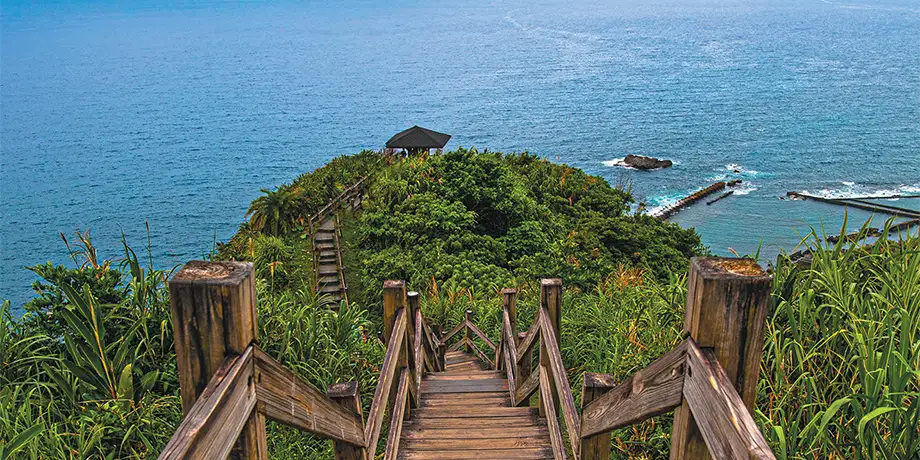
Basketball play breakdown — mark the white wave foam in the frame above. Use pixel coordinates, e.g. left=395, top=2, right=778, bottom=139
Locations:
left=800, top=182, right=920, bottom=199
left=725, top=163, right=760, bottom=177
left=601, top=157, right=631, bottom=168
left=730, top=182, right=758, bottom=195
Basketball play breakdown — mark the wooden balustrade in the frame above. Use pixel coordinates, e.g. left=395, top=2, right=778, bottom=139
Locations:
left=578, top=257, right=775, bottom=460
left=162, top=258, right=774, bottom=460
left=161, top=262, right=366, bottom=460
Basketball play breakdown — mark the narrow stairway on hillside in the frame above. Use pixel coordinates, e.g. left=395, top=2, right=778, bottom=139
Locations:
left=310, top=180, right=366, bottom=306
left=314, top=217, right=345, bottom=303
left=399, top=350, right=554, bottom=460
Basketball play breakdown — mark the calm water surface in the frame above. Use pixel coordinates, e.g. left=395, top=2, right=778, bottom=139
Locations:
left=2, top=0, right=919, bottom=308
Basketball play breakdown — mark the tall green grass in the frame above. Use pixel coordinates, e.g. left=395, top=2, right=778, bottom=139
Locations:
left=759, top=220, right=920, bottom=459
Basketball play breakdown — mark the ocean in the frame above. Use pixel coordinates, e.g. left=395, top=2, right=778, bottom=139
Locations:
left=2, top=0, right=919, bottom=309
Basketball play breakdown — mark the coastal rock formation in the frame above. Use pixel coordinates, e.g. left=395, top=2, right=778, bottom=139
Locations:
left=624, top=154, right=672, bottom=170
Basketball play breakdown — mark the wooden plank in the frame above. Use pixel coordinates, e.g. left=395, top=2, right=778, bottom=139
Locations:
left=440, top=320, right=468, bottom=346
left=253, top=348, right=365, bottom=446
left=538, top=307, right=580, bottom=455
left=539, top=365, right=566, bottom=460
left=410, top=407, right=536, bottom=418
left=413, top=307, right=424, bottom=409
left=516, top=318, right=541, bottom=365
left=516, top=369, right=540, bottom=407
left=420, top=391, right=507, bottom=400
left=447, top=337, right=472, bottom=353
left=328, top=382, right=367, bottom=460
left=466, top=321, right=497, bottom=352
left=580, top=341, right=687, bottom=437
left=401, top=426, right=549, bottom=440
left=469, top=339, right=495, bottom=369
left=579, top=373, right=616, bottom=460
left=420, top=397, right=510, bottom=408
left=159, top=347, right=257, bottom=460
left=364, top=309, right=407, bottom=460
left=384, top=368, right=410, bottom=460
left=671, top=258, right=772, bottom=460
left=538, top=279, right=562, bottom=419
left=402, top=437, right=551, bottom=450
left=426, top=372, right=504, bottom=380
left=398, top=448, right=554, bottom=460
left=502, top=309, right=519, bottom=402
left=517, top=331, right=533, bottom=408
left=683, top=340, right=775, bottom=460
left=167, top=261, right=266, bottom=459
left=421, top=379, right=509, bottom=394
left=403, top=416, right=543, bottom=429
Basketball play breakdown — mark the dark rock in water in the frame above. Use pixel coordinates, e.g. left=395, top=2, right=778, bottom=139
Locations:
left=623, top=154, right=672, bottom=170
left=727, top=179, right=742, bottom=186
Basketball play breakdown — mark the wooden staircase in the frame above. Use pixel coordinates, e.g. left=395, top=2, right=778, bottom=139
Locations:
left=307, top=177, right=368, bottom=305
left=161, top=260, right=778, bottom=460
left=399, top=351, right=553, bottom=459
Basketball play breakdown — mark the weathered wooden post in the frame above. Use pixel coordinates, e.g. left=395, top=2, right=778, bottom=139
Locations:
left=464, top=310, right=473, bottom=353
left=580, top=373, right=616, bottom=460
left=168, top=261, right=268, bottom=459
left=498, top=289, right=517, bottom=372
left=670, top=257, right=772, bottom=460
left=383, top=280, right=408, bottom=416
left=407, top=291, right=421, bottom=410
left=538, top=278, right=562, bottom=417
left=327, top=382, right=366, bottom=460
left=502, top=288, right=518, bottom=341
left=516, top=331, right=531, bottom=407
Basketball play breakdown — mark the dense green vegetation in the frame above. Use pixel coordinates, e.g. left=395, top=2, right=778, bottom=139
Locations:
left=1, top=150, right=917, bottom=459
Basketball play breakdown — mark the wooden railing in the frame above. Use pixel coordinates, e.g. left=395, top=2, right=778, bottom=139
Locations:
left=162, top=261, right=368, bottom=460
left=437, top=309, right=497, bottom=368
left=467, top=258, right=776, bottom=460
left=162, top=257, right=774, bottom=460
left=307, top=175, right=369, bottom=236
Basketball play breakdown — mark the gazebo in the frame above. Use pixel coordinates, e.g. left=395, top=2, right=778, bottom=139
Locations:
left=385, top=125, right=451, bottom=155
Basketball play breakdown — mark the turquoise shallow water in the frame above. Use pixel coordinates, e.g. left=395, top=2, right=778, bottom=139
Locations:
left=2, top=0, right=919, bottom=309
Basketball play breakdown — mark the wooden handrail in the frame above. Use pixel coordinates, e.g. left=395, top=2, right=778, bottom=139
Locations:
left=538, top=307, right=580, bottom=457
left=364, top=309, right=407, bottom=460
left=159, top=347, right=257, bottom=460
left=683, top=339, right=775, bottom=459
left=516, top=317, right=541, bottom=364
left=539, top=365, right=567, bottom=460
left=439, top=319, right=466, bottom=346
left=160, top=344, right=369, bottom=459
left=466, top=321, right=497, bottom=352
left=468, top=338, right=494, bottom=369
left=577, top=258, right=775, bottom=460
left=580, top=341, right=687, bottom=437
left=308, top=176, right=369, bottom=235
left=253, top=348, right=366, bottom=445
left=500, top=309, right=519, bottom=402
left=383, top=368, right=411, bottom=460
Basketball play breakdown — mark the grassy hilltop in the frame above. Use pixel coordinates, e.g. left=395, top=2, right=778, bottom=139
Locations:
left=1, top=149, right=918, bottom=459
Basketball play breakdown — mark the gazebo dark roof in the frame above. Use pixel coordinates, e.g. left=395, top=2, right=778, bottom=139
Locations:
left=386, top=126, right=451, bottom=149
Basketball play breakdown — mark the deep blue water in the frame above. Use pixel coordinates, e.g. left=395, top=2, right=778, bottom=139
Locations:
left=2, top=0, right=919, bottom=309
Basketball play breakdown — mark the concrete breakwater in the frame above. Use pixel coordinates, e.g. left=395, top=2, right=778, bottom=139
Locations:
left=651, top=181, right=727, bottom=219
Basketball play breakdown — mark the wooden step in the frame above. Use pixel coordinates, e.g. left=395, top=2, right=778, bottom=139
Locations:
left=320, top=285, right=343, bottom=294
left=318, top=275, right=339, bottom=284
left=402, top=416, right=544, bottom=429
left=421, top=379, right=508, bottom=394
left=402, top=436, right=551, bottom=450
left=315, top=242, right=335, bottom=250
left=411, top=407, right=535, bottom=418
left=398, top=448, right=553, bottom=459
left=400, top=426, right=549, bottom=440
left=318, top=266, right=339, bottom=275
left=426, top=371, right=504, bottom=380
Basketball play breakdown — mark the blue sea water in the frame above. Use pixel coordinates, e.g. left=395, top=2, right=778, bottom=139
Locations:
left=2, top=0, right=919, bottom=309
